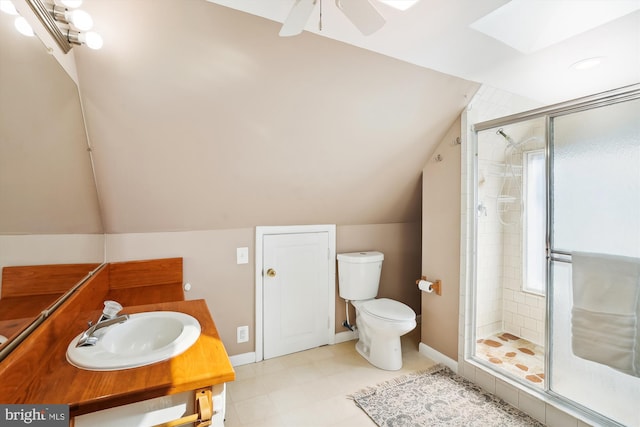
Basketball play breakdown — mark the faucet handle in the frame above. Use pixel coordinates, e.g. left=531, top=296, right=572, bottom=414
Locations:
left=102, top=300, right=123, bottom=319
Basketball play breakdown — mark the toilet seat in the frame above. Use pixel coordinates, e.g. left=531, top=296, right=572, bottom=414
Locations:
left=358, top=298, right=415, bottom=322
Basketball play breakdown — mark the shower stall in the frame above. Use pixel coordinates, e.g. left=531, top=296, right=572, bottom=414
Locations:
left=475, top=116, right=547, bottom=387
left=469, top=86, right=640, bottom=426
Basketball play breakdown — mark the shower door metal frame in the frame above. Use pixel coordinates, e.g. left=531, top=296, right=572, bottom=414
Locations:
left=469, top=83, right=640, bottom=427
left=469, top=114, right=550, bottom=395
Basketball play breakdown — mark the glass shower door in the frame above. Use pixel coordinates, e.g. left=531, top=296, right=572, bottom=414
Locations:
left=474, top=118, right=547, bottom=387
left=549, top=98, right=640, bottom=426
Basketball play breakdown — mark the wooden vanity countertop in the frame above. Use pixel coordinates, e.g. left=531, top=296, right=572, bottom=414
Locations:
left=0, top=299, right=235, bottom=417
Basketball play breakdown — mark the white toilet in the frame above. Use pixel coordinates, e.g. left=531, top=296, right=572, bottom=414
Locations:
left=337, top=251, right=416, bottom=370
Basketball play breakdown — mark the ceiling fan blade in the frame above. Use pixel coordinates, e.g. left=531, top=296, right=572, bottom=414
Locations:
left=335, top=0, right=386, bottom=36
left=279, top=0, right=317, bottom=37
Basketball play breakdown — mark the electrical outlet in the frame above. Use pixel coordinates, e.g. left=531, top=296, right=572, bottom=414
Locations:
left=237, top=325, right=249, bottom=343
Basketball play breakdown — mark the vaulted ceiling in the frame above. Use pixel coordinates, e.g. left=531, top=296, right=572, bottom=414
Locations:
left=73, top=0, right=479, bottom=233
left=207, top=0, right=640, bottom=104
left=5, top=0, right=639, bottom=234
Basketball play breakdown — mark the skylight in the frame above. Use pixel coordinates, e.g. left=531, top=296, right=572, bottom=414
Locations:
left=470, top=0, right=640, bottom=54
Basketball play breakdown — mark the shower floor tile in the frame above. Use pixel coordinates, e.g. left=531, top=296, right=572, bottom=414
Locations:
left=476, top=332, right=545, bottom=387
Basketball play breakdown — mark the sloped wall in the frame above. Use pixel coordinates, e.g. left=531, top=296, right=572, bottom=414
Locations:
left=74, top=0, right=479, bottom=235
left=420, top=118, right=462, bottom=360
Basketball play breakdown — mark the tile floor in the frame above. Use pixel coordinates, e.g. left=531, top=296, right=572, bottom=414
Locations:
left=476, top=332, right=545, bottom=388
left=224, top=328, right=436, bottom=427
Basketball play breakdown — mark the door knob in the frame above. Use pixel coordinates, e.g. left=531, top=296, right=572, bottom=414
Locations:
left=266, top=268, right=276, bottom=278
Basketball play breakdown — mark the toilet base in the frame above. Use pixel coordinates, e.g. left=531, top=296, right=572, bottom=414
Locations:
left=355, top=335, right=403, bottom=371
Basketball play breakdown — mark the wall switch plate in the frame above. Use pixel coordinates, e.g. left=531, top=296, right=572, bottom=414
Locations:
left=237, top=325, right=249, bottom=343
left=236, top=247, right=249, bottom=264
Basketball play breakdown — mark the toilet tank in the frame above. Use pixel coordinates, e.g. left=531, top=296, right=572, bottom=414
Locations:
left=337, top=251, right=384, bottom=300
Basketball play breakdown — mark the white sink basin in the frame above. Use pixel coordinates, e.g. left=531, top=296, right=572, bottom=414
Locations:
left=66, top=311, right=201, bottom=371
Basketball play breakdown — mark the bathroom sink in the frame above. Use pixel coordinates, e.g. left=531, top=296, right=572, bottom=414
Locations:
left=66, top=311, right=201, bottom=371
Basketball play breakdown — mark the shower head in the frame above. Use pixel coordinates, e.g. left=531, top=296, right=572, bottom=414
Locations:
left=496, top=129, right=544, bottom=149
left=496, top=128, right=517, bottom=147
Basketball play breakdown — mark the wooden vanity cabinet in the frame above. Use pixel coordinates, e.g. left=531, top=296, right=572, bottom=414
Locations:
left=0, top=258, right=235, bottom=427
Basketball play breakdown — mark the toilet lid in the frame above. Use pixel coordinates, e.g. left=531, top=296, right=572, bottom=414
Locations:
left=360, top=298, right=415, bottom=321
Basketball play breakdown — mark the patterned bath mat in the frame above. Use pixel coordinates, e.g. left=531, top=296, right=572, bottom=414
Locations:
left=349, top=364, right=544, bottom=426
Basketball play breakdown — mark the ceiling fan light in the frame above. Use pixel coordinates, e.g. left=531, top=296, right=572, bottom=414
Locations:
left=377, top=0, right=419, bottom=11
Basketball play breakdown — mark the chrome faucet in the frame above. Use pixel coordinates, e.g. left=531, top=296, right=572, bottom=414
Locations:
left=76, top=300, right=129, bottom=347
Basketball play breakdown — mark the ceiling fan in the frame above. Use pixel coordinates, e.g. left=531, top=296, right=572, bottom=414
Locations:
left=279, top=0, right=388, bottom=37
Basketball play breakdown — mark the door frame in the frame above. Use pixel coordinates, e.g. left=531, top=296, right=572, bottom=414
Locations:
left=255, top=224, right=336, bottom=362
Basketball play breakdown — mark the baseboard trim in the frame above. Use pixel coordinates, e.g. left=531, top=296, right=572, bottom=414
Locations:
left=230, top=328, right=361, bottom=366
left=230, top=334, right=436, bottom=367
left=229, top=352, right=256, bottom=367
left=419, top=342, right=458, bottom=373
left=334, top=330, right=358, bottom=344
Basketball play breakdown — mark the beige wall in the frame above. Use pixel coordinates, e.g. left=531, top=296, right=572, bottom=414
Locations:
left=106, top=222, right=421, bottom=357
left=0, top=14, right=102, bottom=236
left=421, top=118, right=462, bottom=360
left=106, top=229, right=255, bottom=357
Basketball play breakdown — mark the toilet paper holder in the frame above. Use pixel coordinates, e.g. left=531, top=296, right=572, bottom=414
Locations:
left=416, top=276, right=441, bottom=296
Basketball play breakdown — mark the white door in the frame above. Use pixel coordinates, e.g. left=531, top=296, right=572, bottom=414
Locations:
left=262, top=231, right=333, bottom=359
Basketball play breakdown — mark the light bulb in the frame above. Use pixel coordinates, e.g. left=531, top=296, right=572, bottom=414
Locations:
left=83, top=31, right=103, bottom=49
left=68, top=30, right=104, bottom=50
left=14, top=16, right=34, bottom=36
left=377, top=0, right=419, bottom=11
left=67, top=9, right=93, bottom=30
left=0, top=0, right=18, bottom=15
left=60, top=0, right=82, bottom=8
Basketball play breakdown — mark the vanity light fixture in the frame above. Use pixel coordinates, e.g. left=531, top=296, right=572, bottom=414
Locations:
left=1, top=0, right=36, bottom=36
left=52, top=4, right=93, bottom=30
left=23, top=0, right=103, bottom=52
left=0, top=0, right=18, bottom=15
left=67, top=28, right=102, bottom=49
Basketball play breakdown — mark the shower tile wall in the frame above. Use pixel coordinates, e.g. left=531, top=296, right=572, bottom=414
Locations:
left=504, top=124, right=545, bottom=346
left=477, top=153, right=505, bottom=338
left=476, top=119, right=546, bottom=346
